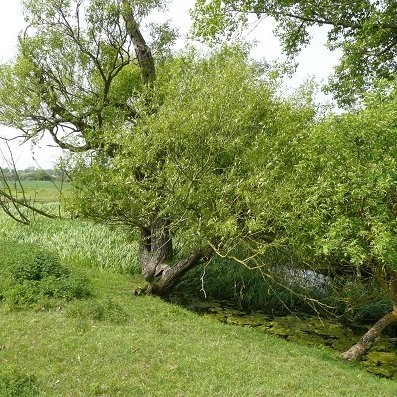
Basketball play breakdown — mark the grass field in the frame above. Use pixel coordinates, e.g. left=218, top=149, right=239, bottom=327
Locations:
left=0, top=180, right=70, bottom=203
left=1, top=265, right=397, bottom=397
left=0, top=189, right=397, bottom=396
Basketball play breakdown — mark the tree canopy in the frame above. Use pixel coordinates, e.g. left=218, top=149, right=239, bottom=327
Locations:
left=260, top=83, right=397, bottom=359
left=193, top=0, right=397, bottom=106
left=68, top=47, right=315, bottom=292
left=0, top=0, right=170, bottom=152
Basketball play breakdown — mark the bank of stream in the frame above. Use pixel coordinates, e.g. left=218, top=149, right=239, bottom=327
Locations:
left=169, top=296, right=397, bottom=380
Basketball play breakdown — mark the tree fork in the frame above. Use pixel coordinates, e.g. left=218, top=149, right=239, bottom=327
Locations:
left=144, top=250, right=207, bottom=296
left=138, top=215, right=208, bottom=296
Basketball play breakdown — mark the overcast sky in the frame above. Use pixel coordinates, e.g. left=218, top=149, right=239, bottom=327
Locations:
left=0, top=0, right=340, bottom=169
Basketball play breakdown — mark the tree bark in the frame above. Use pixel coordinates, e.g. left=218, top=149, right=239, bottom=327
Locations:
left=139, top=216, right=173, bottom=281
left=138, top=216, right=206, bottom=295
left=122, top=1, right=156, bottom=84
left=146, top=250, right=206, bottom=296
left=341, top=310, right=397, bottom=361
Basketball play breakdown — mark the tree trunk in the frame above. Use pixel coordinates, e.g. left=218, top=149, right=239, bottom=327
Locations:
left=341, top=310, right=397, bottom=361
left=139, top=216, right=173, bottom=282
left=122, top=1, right=156, bottom=84
left=138, top=216, right=206, bottom=296
left=145, top=250, right=206, bottom=296
left=122, top=4, right=203, bottom=295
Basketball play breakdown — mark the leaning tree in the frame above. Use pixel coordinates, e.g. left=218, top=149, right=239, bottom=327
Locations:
left=0, top=0, right=314, bottom=295
left=257, top=83, right=397, bottom=361
left=66, top=47, right=315, bottom=295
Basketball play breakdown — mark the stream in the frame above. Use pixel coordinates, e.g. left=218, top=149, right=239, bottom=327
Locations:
left=169, top=296, right=397, bottom=380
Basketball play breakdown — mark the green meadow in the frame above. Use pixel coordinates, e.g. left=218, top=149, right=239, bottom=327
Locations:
left=0, top=181, right=70, bottom=203
left=0, top=197, right=396, bottom=396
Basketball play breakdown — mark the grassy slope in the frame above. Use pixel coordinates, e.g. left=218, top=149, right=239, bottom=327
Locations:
left=0, top=202, right=396, bottom=396
left=0, top=266, right=396, bottom=397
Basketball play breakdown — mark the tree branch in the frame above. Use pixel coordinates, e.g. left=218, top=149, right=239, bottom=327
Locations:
left=231, top=4, right=397, bottom=31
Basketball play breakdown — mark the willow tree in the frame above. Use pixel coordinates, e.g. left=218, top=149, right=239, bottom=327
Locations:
left=0, top=0, right=177, bottom=290
left=193, top=0, right=397, bottom=106
left=254, top=83, right=397, bottom=361
left=0, top=0, right=314, bottom=294
left=67, top=47, right=315, bottom=294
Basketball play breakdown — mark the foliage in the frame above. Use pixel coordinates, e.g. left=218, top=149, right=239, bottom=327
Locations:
left=0, top=368, right=39, bottom=397
left=0, top=0, right=315, bottom=293
left=10, top=250, right=65, bottom=282
left=242, top=82, right=397, bottom=319
left=177, top=76, right=397, bottom=335
left=324, top=278, right=392, bottom=323
left=177, top=256, right=391, bottom=322
left=0, top=240, right=91, bottom=309
left=176, top=254, right=323, bottom=313
left=0, top=0, right=170, bottom=149
left=193, top=0, right=397, bottom=106
left=69, top=47, right=315, bottom=257
left=0, top=208, right=140, bottom=274
left=288, top=87, right=397, bottom=271
left=0, top=201, right=388, bottom=323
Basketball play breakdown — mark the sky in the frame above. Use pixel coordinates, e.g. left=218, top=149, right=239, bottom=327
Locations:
left=0, top=0, right=340, bottom=169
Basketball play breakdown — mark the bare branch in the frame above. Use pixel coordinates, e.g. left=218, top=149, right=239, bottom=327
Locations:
left=0, top=144, right=58, bottom=223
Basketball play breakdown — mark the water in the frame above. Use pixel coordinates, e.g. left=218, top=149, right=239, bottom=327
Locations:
left=171, top=296, right=397, bottom=380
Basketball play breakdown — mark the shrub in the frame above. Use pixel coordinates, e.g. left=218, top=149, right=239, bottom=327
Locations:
left=0, top=368, right=39, bottom=397
left=10, top=251, right=66, bottom=283
left=0, top=240, right=91, bottom=309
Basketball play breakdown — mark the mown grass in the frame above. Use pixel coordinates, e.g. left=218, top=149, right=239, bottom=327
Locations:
left=1, top=264, right=397, bottom=397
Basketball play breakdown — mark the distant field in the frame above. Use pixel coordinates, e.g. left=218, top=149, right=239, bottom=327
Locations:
left=0, top=180, right=70, bottom=203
